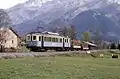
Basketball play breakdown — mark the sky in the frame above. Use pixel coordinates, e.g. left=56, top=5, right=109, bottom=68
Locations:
left=0, top=0, right=27, bottom=9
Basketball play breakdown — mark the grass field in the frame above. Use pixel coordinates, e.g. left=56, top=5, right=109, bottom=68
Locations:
left=0, top=56, right=120, bottom=79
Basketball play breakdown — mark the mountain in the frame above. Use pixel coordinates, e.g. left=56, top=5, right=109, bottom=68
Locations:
left=8, top=0, right=120, bottom=40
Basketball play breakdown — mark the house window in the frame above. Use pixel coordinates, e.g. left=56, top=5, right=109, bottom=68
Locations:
left=12, top=40, right=14, bottom=44
left=5, top=40, right=6, bottom=43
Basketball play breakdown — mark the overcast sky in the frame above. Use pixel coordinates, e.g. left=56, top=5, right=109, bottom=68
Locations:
left=0, top=0, right=27, bottom=9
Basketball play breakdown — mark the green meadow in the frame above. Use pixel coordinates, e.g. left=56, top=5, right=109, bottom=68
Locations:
left=0, top=55, right=120, bottom=79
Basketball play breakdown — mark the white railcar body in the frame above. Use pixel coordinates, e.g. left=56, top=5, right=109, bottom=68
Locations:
left=26, top=32, right=72, bottom=51
left=64, top=37, right=71, bottom=48
left=43, top=34, right=64, bottom=48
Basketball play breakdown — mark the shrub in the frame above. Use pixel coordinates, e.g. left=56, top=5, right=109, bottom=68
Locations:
left=110, top=43, right=116, bottom=49
left=100, top=54, right=104, bottom=58
left=112, top=54, right=119, bottom=58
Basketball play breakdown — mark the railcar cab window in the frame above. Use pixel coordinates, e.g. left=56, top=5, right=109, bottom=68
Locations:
left=66, top=39, right=68, bottom=43
left=65, top=39, right=68, bottom=43
left=27, top=36, right=31, bottom=41
left=65, top=39, right=67, bottom=43
left=60, top=38, right=62, bottom=43
left=32, top=36, right=36, bottom=41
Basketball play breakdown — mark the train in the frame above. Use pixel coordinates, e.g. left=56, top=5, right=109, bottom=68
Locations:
left=26, top=31, right=82, bottom=52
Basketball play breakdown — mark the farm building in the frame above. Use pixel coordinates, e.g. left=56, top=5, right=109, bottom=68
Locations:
left=0, top=27, right=21, bottom=49
left=82, top=41, right=97, bottom=50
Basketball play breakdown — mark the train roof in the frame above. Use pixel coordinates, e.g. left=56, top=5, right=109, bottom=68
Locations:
left=27, top=31, right=59, bottom=35
left=27, top=31, right=70, bottom=38
left=83, top=41, right=97, bottom=47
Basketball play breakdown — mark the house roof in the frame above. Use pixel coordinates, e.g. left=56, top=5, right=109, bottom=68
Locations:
left=83, top=41, right=97, bottom=47
left=9, top=27, right=21, bottom=38
left=0, top=27, right=21, bottom=39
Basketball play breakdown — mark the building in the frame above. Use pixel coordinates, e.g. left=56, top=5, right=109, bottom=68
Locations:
left=0, top=27, right=21, bottom=49
left=82, top=41, right=97, bottom=50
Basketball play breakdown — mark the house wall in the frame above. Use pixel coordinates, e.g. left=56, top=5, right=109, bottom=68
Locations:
left=3, top=28, right=19, bottom=48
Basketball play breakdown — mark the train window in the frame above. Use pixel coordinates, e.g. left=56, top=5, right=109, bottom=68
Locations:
left=54, top=38, right=55, bottom=42
left=51, top=38, right=53, bottom=42
left=33, top=36, right=36, bottom=40
left=55, top=38, right=57, bottom=42
left=49, top=37, right=52, bottom=42
left=46, top=37, right=49, bottom=42
left=46, top=37, right=48, bottom=41
left=44, top=37, right=47, bottom=41
left=39, top=36, right=41, bottom=41
left=66, top=39, right=68, bottom=43
left=52, top=38, right=55, bottom=42
left=60, top=38, right=62, bottom=43
left=68, top=39, right=69, bottom=43
left=65, top=39, right=67, bottom=43
left=55, top=38, right=58, bottom=42
left=27, top=36, right=31, bottom=41
left=48, top=37, right=51, bottom=42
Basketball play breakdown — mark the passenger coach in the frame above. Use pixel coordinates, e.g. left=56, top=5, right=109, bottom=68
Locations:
left=26, top=32, right=71, bottom=51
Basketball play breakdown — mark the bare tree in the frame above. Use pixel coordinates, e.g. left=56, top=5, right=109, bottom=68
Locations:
left=0, top=9, right=11, bottom=52
left=68, top=25, right=77, bottom=40
left=0, top=29, right=8, bottom=44
left=0, top=28, right=8, bottom=52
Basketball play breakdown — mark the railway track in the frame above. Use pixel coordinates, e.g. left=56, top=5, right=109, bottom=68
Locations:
left=0, top=50, right=118, bottom=59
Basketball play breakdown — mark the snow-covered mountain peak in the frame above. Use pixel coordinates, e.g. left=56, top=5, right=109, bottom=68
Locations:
left=8, top=0, right=120, bottom=40
left=25, top=0, right=53, bottom=7
left=108, top=0, right=120, bottom=3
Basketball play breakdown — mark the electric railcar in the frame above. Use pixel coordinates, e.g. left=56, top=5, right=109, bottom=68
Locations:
left=26, top=32, right=78, bottom=52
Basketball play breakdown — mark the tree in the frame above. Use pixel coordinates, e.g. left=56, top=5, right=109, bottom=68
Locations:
left=117, top=43, right=120, bottom=50
left=0, top=28, right=9, bottom=52
left=82, top=32, right=91, bottom=42
left=0, top=9, right=11, bottom=52
left=57, top=26, right=67, bottom=37
left=68, top=25, right=77, bottom=40
left=90, top=27, right=104, bottom=49
left=110, top=43, right=116, bottom=49
left=58, top=25, right=77, bottom=40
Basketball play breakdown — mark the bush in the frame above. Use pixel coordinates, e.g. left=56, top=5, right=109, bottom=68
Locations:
left=117, top=44, right=120, bottom=50
left=5, top=47, right=17, bottom=52
left=112, top=54, right=119, bottom=58
left=110, top=43, right=116, bottom=49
